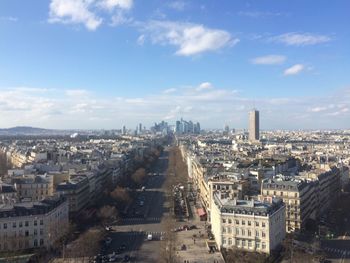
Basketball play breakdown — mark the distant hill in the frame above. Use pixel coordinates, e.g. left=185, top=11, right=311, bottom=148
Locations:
left=0, top=126, right=69, bottom=136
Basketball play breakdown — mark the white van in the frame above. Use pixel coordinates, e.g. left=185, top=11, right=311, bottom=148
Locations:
left=147, top=234, right=153, bottom=241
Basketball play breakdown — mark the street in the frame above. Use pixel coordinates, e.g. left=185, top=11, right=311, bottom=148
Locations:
left=104, top=148, right=171, bottom=262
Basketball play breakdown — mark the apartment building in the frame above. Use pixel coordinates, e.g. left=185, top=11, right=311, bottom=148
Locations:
left=299, top=166, right=341, bottom=215
left=211, top=194, right=285, bottom=254
left=0, top=183, right=17, bottom=204
left=261, top=176, right=317, bottom=232
left=13, top=174, right=54, bottom=201
left=208, top=176, right=249, bottom=219
left=0, top=196, right=68, bottom=252
left=56, top=176, right=90, bottom=217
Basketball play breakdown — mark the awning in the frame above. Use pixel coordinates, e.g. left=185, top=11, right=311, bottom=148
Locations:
left=197, top=208, right=207, bottom=217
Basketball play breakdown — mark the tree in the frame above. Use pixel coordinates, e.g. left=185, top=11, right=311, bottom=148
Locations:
left=65, top=229, right=104, bottom=259
left=97, top=205, right=118, bottom=225
left=110, top=186, right=131, bottom=205
left=131, top=168, right=146, bottom=185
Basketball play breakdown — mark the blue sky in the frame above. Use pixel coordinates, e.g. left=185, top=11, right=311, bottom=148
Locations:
left=0, top=0, right=349, bottom=129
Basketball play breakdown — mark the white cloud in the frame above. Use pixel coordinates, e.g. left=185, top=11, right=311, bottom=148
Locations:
left=196, top=82, right=213, bottom=91
left=168, top=1, right=187, bottom=11
left=251, top=55, right=286, bottom=65
left=163, top=88, right=177, bottom=94
left=65, top=89, right=89, bottom=97
left=48, top=0, right=133, bottom=30
left=1, top=85, right=350, bottom=129
left=98, top=0, right=133, bottom=11
left=49, top=0, right=103, bottom=30
left=110, top=10, right=133, bottom=26
left=137, top=34, right=145, bottom=45
left=310, top=106, right=327, bottom=112
left=284, top=64, right=305, bottom=76
left=271, top=32, right=331, bottom=46
left=141, top=20, right=238, bottom=56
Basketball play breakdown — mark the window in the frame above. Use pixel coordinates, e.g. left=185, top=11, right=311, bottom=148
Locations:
left=40, top=220, right=43, bottom=225
left=237, top=239, right=241, bottom=246
left=4, top=223, right=7, bottom=229
left=228, top=238, right=232, bottom=245
left=262, top=242, right=266, bottom=249
left=34, top=220, right=37, bottom=226
left=241, top=229, right=245, bottom=236
left=34, top=229, right=37, bottom=236
left=222, top=227, right=226, bottom=233
left=248, top=240, right=252, bottom=248
left=40, top=229, right=43, bottom=235
left=255, top=230, right=259, bottom=237
left=228, top=227, right=232, bottom=234
left=262, top=232, right=266, bottom=238
left=235, top=220, right=239, bottom=225
left=235, top=228, right=239, bottom=235
left=280, top=192, right=283, bottom=196
left=19, top=222, right=23, bottom=228
left=223, top=238, right=226, bottom=245
left=222, top=219, right=226, bottom=224
left=242, top=220, right=245, bottom=225
left=248, top=230, right=251, bottom=237
left=242, top=240, right=246, bottom=247
left=25, top=231, right=29, bottom=237
left=256, top=242, right=260, bottom=249
left=262, top=222, right=266, bottom=227
left=248, top=221, right=251, bottom=226
left=255, top=221, right=259, bottom=227
left=12, top=222, right=16, bottom=228
left=40, top=239, right=44, bottom=246
left=34, top=239, right=38, bottom=247
left=228, top=219, right=232, bottom=224
left=25, top=221, right=29, bottom=227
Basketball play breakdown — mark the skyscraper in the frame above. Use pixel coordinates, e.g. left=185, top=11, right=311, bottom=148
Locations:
left=249, top=110, right=259, bottom=141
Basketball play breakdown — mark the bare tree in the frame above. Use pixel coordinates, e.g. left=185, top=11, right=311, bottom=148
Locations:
left=131, top=168, right=146, bottom=185
left=110, top=186, right=132, bottom=205
left=65, top=229, right=103, bottom=260
left=97, top=205, right=118, bottom=225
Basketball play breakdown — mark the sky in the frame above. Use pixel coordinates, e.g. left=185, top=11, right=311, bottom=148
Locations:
left=0, top=0, right=349, bottom=130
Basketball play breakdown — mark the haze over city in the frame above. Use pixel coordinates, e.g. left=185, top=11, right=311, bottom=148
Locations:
left=0, top=0, right=349, bottom=129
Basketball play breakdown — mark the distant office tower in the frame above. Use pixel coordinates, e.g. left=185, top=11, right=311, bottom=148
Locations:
left=249, top=110, right=259, bottom=141
left=224, top=124, right=230, bottom=134
left=122, top=125, right=126, bottom=135
left=139, top=123, right=142, bottom=132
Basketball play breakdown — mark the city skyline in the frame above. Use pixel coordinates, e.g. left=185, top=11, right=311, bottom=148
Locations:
left=0, top=1, right=350, bottom=129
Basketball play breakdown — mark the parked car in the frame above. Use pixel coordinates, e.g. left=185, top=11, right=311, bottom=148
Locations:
left=105, top=237, right=112, bottom=245
left=123, top=255, right=130, bottom=262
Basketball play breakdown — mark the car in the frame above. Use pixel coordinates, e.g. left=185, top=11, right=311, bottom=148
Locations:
left=109, top=255, right=117, bottom=262
left=120, top=244, right=127, bottom=250
left=147, top=234, right=153, bottom=241
left=105, top=226, right=112, bottom=231
left=139, top=201, right=144, bottom=206
left=123, top=255, right=130, bottom=262
left=105, top=237, right=112, bottom=245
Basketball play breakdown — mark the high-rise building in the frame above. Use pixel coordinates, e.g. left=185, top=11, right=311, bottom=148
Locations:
left=122, top=125, right=126, bottom=135
left=249, top=110, right=259, bottom=141
left=139, top=123, right=142, bottom=133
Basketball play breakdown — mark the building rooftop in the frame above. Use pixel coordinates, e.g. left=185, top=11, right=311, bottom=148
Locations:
left=213, top=193, right=284, bottom=217
left=0, top=195, right=66, bottom=218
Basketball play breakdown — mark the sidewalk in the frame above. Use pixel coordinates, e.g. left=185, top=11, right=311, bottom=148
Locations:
left=174, top=198, right=225, bottom=263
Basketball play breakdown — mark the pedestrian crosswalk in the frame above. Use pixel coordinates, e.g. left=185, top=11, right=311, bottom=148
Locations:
left=122, top=217, right=161, bottom=224
left=324, top=247, right=350, bottom=256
